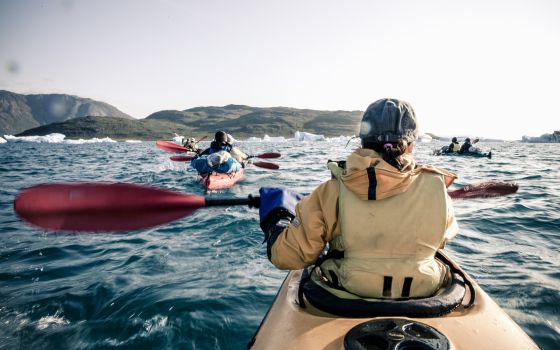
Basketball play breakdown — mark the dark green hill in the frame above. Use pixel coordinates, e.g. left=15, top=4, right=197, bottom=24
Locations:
left=17, top=116, right=193, bottom=140
left=0, top=90, right=132, bottom=135
left=146, top=105, right=362, bottom=138
left=12, top=97, right=364, bottom=140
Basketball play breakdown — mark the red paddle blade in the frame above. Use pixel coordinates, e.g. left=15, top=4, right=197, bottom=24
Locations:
left=170, top=156, right=193, bottom=162
left=156, top=140, right=188, bottom=153
left=253, top=161, right=279, bottom=170
left=448, top=182, right=518, bottom=199
left=256, top=152, right=281, bottom=159
left=14, top=183, right=205, bottom=232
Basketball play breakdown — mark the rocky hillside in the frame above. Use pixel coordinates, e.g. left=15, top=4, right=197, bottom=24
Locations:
left=17, top=116, right=192, bottom=141
left=146, top=105, right=362, bottom=138
left=0, top=90, right=132, bottom=135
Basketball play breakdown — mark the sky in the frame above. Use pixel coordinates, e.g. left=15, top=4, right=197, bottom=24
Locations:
left=0, top=0, right=559, bottom=140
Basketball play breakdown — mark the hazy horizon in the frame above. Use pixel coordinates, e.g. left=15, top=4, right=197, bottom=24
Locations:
left=1, top=0, right=559, bottom=140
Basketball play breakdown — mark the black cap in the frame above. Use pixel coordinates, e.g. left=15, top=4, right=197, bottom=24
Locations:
left=215, top=131, right=227, bottom=143
left=359, top=98, right=418, bottom=143
left=452, top=137, right=457, bottom=142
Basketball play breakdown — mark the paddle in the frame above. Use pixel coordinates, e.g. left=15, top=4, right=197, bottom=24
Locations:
left=170, top=155, right=194, bottom=162
left=447, top=181, right=517, bottom=199
left=157, top=136, right=208, bottom=154
left=248, top=152, right=281, bottom=159
left=156, top=140, right=189, bottom=153
left=169, top=155, right=279, bottom=170
left=170, top=152, right=281, bottom=161
left=14, top=181, right=518, bottom=232
left=252, top=161, right=279, bottom=170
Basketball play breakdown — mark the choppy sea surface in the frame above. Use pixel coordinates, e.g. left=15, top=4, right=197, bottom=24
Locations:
left=0, top=136, right=558, bottom=349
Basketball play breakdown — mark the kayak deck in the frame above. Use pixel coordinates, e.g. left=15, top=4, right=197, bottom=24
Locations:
left=249, top=269, right=537, bottom=350
left=198, top=168, right=244, bottom=190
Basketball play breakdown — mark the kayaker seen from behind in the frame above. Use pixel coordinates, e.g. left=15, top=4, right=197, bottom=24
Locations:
left=458, top=137, right=472, bottom=154
left=191, top=131, right=244, bottom=174
left=446, top=137, right=460, bottom=153
left=258, top=98, right=460, bottom=299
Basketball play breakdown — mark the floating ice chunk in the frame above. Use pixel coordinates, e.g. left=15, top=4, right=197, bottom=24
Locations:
left=4, top=133, right=66, bottom=143
left=64, top=137, right=117, bottom=144
left=418, top=134, right=433, bottom=143
left=263, top=134, right=287, bottom=142
left=294, top=131, right=325, bottom=141
left=4, top=133, right=118, bottom=144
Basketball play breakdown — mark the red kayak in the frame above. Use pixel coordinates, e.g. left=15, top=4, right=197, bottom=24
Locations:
left=198, top=169, right=244, bottom=190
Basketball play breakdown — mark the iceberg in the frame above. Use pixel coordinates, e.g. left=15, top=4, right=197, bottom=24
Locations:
left=326, top=135, right=356, bottom=143
left=4, top=133, right=66, bottom=143
left=125, top=140, right=143, bottom=143
left=243, top=132, right=354, bottom=143
left=263, top=134, right=287, bottom=142
left=418, top=134, right=433, bottom=143
left=3, top=133, right=117, bottom=144
left=0, top=137, right=6, bottom=144
left=65, top=137, right=117, bottom=144
left=294, top=131, right=325, bottom=141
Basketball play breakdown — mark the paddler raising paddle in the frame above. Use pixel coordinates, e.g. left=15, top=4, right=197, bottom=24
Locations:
left=259, top=98, right=460, bottom=299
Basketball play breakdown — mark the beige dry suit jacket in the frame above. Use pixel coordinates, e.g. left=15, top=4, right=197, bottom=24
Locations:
left=270, top=148, right=459, bottom=299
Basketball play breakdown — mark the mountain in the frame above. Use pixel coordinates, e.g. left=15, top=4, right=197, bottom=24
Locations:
left=146, top=105, right=363, bottom=138
left=17, top=116, right=194, bottom=140
left=0, top=90, right=133, bottom=135
left=17, top=105, right=362, bottom=140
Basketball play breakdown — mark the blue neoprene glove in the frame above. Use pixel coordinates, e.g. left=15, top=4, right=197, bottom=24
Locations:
left=258, top=187, right=306, bottom=261
left=259, top=187, right=304, bottom=232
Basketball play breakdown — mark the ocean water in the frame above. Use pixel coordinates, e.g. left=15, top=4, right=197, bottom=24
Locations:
left=0, top=137, right=558, bottom=349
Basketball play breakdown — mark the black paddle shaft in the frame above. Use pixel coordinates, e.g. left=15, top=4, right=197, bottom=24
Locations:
left=205, top=195, right=261, bottom=209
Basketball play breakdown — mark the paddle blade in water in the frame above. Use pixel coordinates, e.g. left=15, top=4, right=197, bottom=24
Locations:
left=448, top=181, right=518, bottom=199
left=255, top=152, right=281, bottom=159
left=170, top=156, right=193, bottom=162
left=156, top=140, right=188, bottom=153
left=14, top=183, right=205, bottom=232
left=253, top=161, right=280, bottom=170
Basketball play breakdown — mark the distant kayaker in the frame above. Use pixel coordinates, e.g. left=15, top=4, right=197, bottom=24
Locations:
left=258, top=98, right=460, bottom=299
left=458, top=137, right=472, bottom=154
left=182, top=137, right=199, bottom=153
left=191, top=131, right=244, bottom=174
left=447, top=137, right=460, bottom=153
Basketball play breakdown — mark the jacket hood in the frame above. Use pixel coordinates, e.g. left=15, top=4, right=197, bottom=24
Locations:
left=340, top=148, right=457, bottom=200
